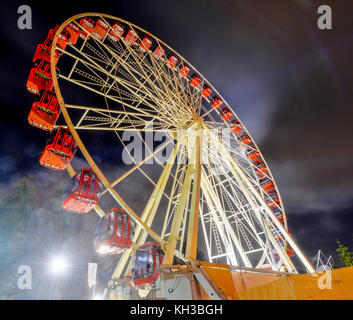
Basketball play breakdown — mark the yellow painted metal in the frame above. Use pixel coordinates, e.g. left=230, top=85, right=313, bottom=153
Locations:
left=193, top=261, right=353, bottom=300
left=111, top=248, right=133, bottom=280
left=112, top=142, right=179, bottom=278
left=208, top=130, right=315, bottom=273
left=185, top=120, right=203, bottom=261
left=162, top=137, right=197, bottom=264
left=201, top=166, right=252, bottom=267
left=196, top=261, right=235, bottom=300
left=65, top=164, right=76, bottom=178
left=51, top=19, right=163, bottom=245
left=49, top=12, right=308, bottom=281
left=101, top=136, right=175, bottom=197
left=160, top=137, right=186, bottom=240
left=236, top=266, right=353, bottom=300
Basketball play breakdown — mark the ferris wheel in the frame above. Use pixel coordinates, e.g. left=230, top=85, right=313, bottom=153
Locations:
left=27, top=12, right=315, bottom=283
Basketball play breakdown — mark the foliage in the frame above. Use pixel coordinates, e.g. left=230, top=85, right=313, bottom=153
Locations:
left=0, top=176, right=36, bottom=299
left=336, top=239, right=353, bottom=267
left=0, top=174, right=94, bottom=299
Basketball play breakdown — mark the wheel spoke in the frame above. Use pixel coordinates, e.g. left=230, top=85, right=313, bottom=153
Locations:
left=50, top=13, right=316, bottom=285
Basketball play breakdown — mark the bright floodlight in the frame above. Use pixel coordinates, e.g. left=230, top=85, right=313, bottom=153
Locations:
left=50, top=256, right=68, bottom=274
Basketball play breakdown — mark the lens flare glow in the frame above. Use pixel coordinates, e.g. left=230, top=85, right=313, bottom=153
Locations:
left=49, top=256, right=68, bottom=274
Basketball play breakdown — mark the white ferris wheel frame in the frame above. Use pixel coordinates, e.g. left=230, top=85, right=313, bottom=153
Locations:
left=49, top=12, right=315, bottom=277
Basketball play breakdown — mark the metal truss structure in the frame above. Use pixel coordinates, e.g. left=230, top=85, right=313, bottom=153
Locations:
left=50, top=13, right=315, bottom=283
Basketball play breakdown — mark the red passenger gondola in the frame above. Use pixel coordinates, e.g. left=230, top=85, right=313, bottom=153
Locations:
left=266, top=190, right=280, bottom=204
left=259, top=177, right=274, bottom=191
left=153, top=45, right=165, bottom=60
left=268, top=201, right=278, bottom=211
left=211, top=96, right=223, bottom=109
left=94, top=208, right=135, bottom=254
left=230, top=119, right=242, bottom=134
left=202, top=85, right=212, bottom=98
left=286, top=248, right=295, bottom=258
left=166, top=54, right=178, bottom=68
left=26, top=59, right=59, bottom=95
left=276, top=214, right=287, bottom=224
left=65, top=22, right=81, bottom=45
left=247, top=149, right=260, bottom=161
left=220, top=107, right=233, bottom=120
left=273, top=248, right=295, bottom=259
left=108, top=22, right=124, bottom=42
left=33, top=37, right=60, bottom=65
left=46, top=24, right=72, bottom=50
left=93, top=19, right=109, bottom=40
left=56, top=28, right=71, bottom=51
left=252, top=158, right=263, bottom=168
left=62, top=168, right=102, bottom=214
left=124, top=29, right=138, bottom=46
left=139, top=36, right=152, bottom=52
left=47, top=25, right=59, bottom=41
left=269, top=200, right=280, bottom=210
left=79, top=17, right=96, bottom=40
left=238, top=132, right=252, bottom=145
left=272, top=210, right=286, bottom=226
left=269, top=198, right=282, bottom=215
left=131, top=242, right=163, bottom=287
left=273, top=235, right=295, bottom=259
left=178, top=64, right=190, bottom=78
left=39, top=127, right=77, bottom=171
left=255, top=161, right=268, bottom=176
left=27, top=90, right=60, bottom=131
left=190, top=74, right=201, bottom=88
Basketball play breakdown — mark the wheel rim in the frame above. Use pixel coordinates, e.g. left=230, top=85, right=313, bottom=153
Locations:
left=50, top=13, right=315, bottom=277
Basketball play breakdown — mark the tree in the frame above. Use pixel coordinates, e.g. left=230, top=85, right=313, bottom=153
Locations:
left=0, top=174, right=93, bottom=299
left=0, top=176, right=37, bottom=299
left=336, top=239, right=353, bottom=267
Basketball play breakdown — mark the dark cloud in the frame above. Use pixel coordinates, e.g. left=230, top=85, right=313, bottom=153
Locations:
left=0, top=0, right=353, bottom=298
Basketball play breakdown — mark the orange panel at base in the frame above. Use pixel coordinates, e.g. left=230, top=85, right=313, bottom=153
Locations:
left=231, top=271, right=280, bottom=292
left=236, top=266, right=353, bottom=300
left=193, top=262, right=353, bottom=300
left=197, top=261, right=237, bottom=300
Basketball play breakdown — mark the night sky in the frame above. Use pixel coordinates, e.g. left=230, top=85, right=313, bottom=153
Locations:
left=0, top=0, right=353, bottom=299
